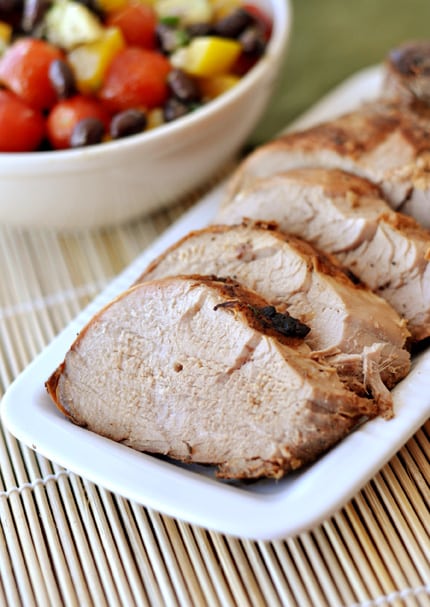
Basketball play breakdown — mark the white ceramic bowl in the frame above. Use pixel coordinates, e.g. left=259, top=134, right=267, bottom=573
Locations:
left=0, top=0, right=291, bottom=230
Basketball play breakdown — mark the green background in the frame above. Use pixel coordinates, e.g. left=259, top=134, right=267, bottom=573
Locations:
left=251, top=0, right=430, bottom=144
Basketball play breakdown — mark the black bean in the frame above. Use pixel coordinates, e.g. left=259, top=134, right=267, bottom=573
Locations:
left=49, top=59, right=76, bottom=99
left=186, top=22, right=213, bottom=38
left=110, top=109, right=147, bottom=139
left=214, top=7, right=253, bottom=38
left=0, top=0, right=21, bottom=12
left=74, top=0, right=104, bottom=19
left=167, top=69, right=200, bottom=103
left=21, top=0, right=50, bottom=31
left=70, top=117, right=105, bottom=148
left=239, top=24, right=266, bottom=55
left=163, top=97, right=189, bottom=122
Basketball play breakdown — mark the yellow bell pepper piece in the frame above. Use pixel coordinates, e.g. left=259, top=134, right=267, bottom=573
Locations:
left=199, top=73, right=240, bottom=99
left=0, top=21, right=12, bottom=55
left=68, top=27, right=125, bottom=94
left=147, top=108, right=164, bottom=129
left=180, top=36, right=242, bottom=78
left=209, top=0, right=241, bottom=19
left=96, top=0, right=128, bottom=12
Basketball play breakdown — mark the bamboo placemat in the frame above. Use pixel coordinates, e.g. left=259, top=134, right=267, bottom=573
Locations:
left=0, top=193, right=429, bottom=607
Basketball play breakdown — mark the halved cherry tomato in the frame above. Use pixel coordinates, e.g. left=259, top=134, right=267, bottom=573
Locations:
left=99, top=47, right=171, bottom=113
left=105, top=3, right=157, bottom=48
left=243, top=4, right=272, bottom=40
left=0, top=38, right=63, bottom=110
left=0, top=90, right=45, bottom=152
left=47, top=95, right=110, bottom=149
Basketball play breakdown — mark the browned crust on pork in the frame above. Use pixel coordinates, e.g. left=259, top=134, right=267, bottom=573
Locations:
left=278, top=167, right=384, bottom=199
left=278, top=101, right=430, bottom=157
left=139, top=220, right=367, bottom=292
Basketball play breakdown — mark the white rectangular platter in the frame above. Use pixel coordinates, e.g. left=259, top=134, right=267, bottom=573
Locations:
left=2, top=66, right=430, bottom=541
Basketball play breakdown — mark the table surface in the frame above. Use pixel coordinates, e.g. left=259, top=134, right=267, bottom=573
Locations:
left=1, top=2, right=430, bottom=605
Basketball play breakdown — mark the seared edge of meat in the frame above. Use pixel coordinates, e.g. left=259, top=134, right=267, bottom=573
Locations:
left=383, top=40, right=430, bottom=105
left=224, top=100, right=430, bottom=227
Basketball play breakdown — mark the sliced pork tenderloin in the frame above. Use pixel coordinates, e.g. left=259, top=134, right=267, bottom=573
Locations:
left=217, top=168, right=430, bottom=341
left=46, top=276, right=376, bottom=480
left=138, top=222, right=410, bottom=416
left=225, top=100, right=430, bottom=227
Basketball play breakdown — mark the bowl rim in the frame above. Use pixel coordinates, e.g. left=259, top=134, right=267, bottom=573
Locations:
left=0, top=0, right=291, bottom=168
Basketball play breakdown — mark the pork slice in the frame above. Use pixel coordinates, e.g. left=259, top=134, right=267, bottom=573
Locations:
left=225, top=100, right=430, bottom=227
left=218, top=167, right=430, bottom=341
left=46, top=276, right=375, bottom=480
left=382, top=40, right=430, bottom=105
left=138, top=222, right=410, bottom=416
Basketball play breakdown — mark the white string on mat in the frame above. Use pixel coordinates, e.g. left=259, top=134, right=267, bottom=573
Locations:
left=0, top=470, right=72, bottom=500
left=350, top=584, right=430, bottom=607
left=36, top=229, right=98, bottom=323
left=0, top=281, right=107, bottom=322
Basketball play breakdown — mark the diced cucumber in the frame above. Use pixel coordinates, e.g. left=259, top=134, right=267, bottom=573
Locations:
left=45, top=0, right=104, bottom=50
left=156, top=0, right=213, bottom=25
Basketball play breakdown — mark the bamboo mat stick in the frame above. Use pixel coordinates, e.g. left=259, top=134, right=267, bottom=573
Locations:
left=341, top=502, right=387, bottom=599
left=241, top=540, right=283, bottom=606
left=131, top=504, right=180, bottom=605
left=146, top=510, right=193, bottom=605
left=175, top=521, right=223, bottom=607
left=353, top=489, right=417, bottom=607
left=160, top=517, right=210, bottom=606
left=68, top=476, right=123, bottom=605
left=257, top=541, right=298, bottom=605
left=98, top=490, right=151, bottom=606
left=308, top=526, right=357, bottom=606
left=208, top=531, right=254, bottom=606
left=271, top=540, right=314, bottom=606
left=80, top=481, right=140, bottom=606
left=191, top=527, right=236, bottom=606
left=322, top=516, right=371, bottom=604
left=114, top=496, right=166, bottom=606
left=224, top=536, right=268, bottom=606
